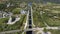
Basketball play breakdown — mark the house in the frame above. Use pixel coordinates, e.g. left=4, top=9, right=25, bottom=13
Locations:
left=3, top=12, right=13, bottom=17
left=0, top=0, right=8, bottom=3
left=7, top=3, right=14, bottom=7
left=21, top=10, right=26, bottom=14
left=0, top=11, right=13, bottom=18
left=20, top=3, right=26, bottom=8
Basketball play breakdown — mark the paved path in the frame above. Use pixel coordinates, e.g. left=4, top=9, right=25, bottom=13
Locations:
left=24, top=10, right=29, bottom=29
left=22, top=10, right=29, bottom=34
left=0, top=27, right=59, bottom=34
left=7, top=16, right=20, bottom=24
left=31, top=7, right=35, bottom=27
left=0, top=30, right=23, bottom=34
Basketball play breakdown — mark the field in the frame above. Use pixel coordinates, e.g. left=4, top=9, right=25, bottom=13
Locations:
left=33, top=4, right=60, bottom=27
left=33, top=10, right=46, bottom=27
left=48, top=29, right=60, bottom=34
left=0, top=14, right=26, bottom=32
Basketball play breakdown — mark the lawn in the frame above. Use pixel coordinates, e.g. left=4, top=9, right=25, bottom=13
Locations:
left=33, top=11, right=46, bottom=27
left=41, top=11, right=60, bottom=27
left=0, top=15, right=26, bottom=32
left=45, top=17, right=60, bottom=26
left=48, top=29, right=60, bottom=34
left=0, top=17, right=9, bottom=24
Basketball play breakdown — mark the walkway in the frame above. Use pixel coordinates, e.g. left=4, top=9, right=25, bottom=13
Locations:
left=7, top=16, right=20, bottom=24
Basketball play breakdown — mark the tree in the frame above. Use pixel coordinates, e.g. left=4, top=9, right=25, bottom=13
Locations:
left=43, top=27, right=47, bottom=33
left=0, top=4, right=6, bottom=11
left=12, top=8, right=21, bottom=14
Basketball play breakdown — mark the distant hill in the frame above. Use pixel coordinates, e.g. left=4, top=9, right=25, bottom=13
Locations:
left=19, top=0, right=60, bottom=4
left=42, top=0, right=60, bottom=4
left=0, top=0, right=60, bottom=4
left=33, top=0, right=60, bottom=4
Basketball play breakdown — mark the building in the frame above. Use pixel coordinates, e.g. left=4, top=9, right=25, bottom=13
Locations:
left=0, top=11, right=13, bottom=18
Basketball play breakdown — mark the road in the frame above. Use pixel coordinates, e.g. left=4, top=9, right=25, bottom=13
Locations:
left=0, top=27, right=59, bottom=34
left=0, top=29, right=23, bottom=34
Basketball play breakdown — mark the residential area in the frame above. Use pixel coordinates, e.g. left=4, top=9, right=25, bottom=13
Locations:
left=0, top=0, right=60, bottom=34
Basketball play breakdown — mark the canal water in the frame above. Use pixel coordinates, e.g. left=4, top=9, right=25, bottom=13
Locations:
left=26, top=3, right=33, bottom=34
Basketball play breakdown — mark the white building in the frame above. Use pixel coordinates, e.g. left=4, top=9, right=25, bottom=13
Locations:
left=21, top=10, right=26, bottom=14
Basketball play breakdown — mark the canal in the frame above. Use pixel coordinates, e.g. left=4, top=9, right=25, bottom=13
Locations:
left=26, top=3, right=33, bottom=34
